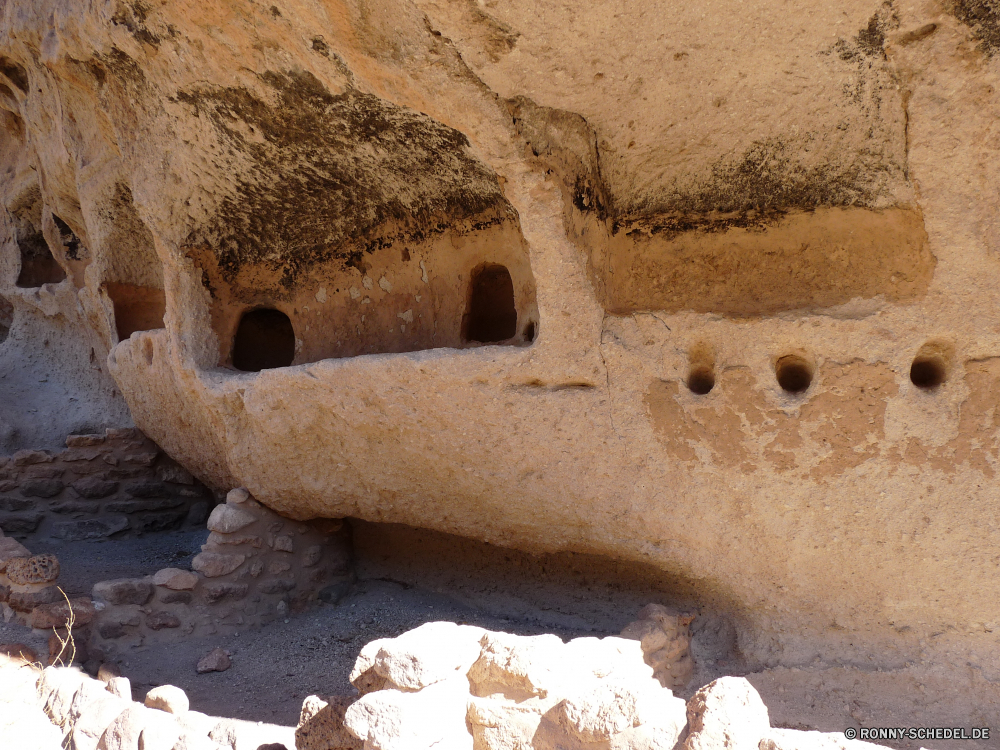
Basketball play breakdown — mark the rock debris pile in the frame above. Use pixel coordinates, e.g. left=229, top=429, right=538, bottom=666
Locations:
left=297, top=621, right=892, bottom=750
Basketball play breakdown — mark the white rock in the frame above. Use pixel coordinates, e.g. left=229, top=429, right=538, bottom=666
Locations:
left=555, top=675, right=685, bottom=743
left=106, top=677, right=132, bottom=700
left=207, top=717, right=297, bottom=750
left=467, top=698, right=547, bottom=750
left=345, top=678, right=473, bottom=750
left=226, top=488, right=250, bottom=505
left=762, top=728, right=888, bottom=750
left=467, top=631, right=566, bottom=701
left=37, top=665, right=90, bottom=730
left=685, top=677, right=770, bottom=750
left=144, top=684, right=190, bottom=715
left=68, top=678, right=131, bottom=750
left=206, top=505, right=257, bottom=534
left=152, top=568, right=199, bottom=590
left=351, top=621, right=486, bottom=692
left=96, top=705, right=137, bottom=750
left=0, top=700, right=64, bottom=750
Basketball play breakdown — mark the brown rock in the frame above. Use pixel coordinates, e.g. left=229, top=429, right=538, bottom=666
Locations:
left=70, top=477, right=119, bottom=499
left=0, top=643, right=39, bottom=663
left=273, top=535, right=294, bottom=553
left=66, top=434, right=106, bottom=447
left=202, top=582, right=249, bottom=603
left=146, top=611, right=182, bottom=630
left=93, top=578, right=155, bottom=605
left=19, top=478, right=64, bottom=498
left=196, top=647, right=231, bottom=673
left=153, top=567, right=199, bottom=590
left=30, top=597, right=96, bottom=629
left=192, top=551, right=245, bottom=577
left=160, top=590, right=193, bottom=604
left=9, top=585, right=62, bottom=612
left=12, top=450, right=52, bottom=466
left=98, top=661, right=123, bottom=682
left=6, top=553, right=60, bottom=584
left=0, top=512, right=43, bottom=534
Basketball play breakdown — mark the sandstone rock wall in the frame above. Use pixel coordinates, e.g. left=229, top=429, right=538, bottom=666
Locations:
left=1, top=0, right=999, bottom=683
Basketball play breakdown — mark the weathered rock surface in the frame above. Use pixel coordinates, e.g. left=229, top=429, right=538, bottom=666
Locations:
left=5, top=554, right=60, bottom=584
left=196, top=648, right=232, bottom=674
left=0, top=0, right=999, bottom=697
left=686, top=678, right=771, bottom=750
left=296, top=694, right=362, bottom=750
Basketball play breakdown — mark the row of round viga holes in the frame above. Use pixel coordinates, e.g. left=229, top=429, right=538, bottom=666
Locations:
left=684, top=351, right=949, bottom=396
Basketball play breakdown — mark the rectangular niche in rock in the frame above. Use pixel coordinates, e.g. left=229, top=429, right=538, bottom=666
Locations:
left=104, top=282, right=166, bottom=342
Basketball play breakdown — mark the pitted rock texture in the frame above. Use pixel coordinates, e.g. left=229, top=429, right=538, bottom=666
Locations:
left=1, top=0, right=1000, bottom=694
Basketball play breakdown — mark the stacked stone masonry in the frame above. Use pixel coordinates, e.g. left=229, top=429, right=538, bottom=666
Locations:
left=90, top=488, right=354, bottom=656
left=0, top=428, right=215, bottom=542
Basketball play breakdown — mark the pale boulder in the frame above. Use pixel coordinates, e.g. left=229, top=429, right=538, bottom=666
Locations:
left=144, top=684, right=190, bottom=715
left=191, top=553, right=245, bottom=578
left=106, top=677, right=132, bottom=701
left=96, top=704, right=181, bottom=750
left=68, top=678, right=131, bottom=750
left=206, top=505, right=257, bottom=535
left=345, top=679, right=473, bottom=750
left=226, top=488, right=250, bottom=505
left=553, top=676, right=685, bottom=743
left=0, top=700, right=64, bottom=750
left=351, top=621, right=486, bottom=692
left=686, top=677, right=770, bottom=750
left=761, top=729, right=888, bottom=750
left=467, top=631, right=566, bottom=701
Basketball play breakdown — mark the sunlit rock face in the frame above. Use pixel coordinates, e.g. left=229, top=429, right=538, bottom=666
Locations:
left=3, top=0, right=1000, bottom=686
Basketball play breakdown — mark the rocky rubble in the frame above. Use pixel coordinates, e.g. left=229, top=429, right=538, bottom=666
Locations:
left=0, top=616, right=936, bottom=750
left=296, top=621, right=895, bottom=750
left=0, top=650, right=296, bottom=750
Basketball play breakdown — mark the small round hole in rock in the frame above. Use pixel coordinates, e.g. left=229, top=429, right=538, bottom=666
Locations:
left=523, top=321, right=536, bottom=343
left=687, top=366, right=715, bottom=395
left=775, top=355, right=813, bottom=394
left=232, top=309, right=295, bottom=372
left=465, top=264, right=517, bottom=343
left=910, top=356, right=946, bottom=389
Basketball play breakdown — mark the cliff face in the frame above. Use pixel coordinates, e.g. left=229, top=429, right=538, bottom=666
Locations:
left=2, top=0, right=1000, bottom=676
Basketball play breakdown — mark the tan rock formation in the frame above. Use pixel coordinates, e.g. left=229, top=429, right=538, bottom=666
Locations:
left=1, top=0, right=1000, bottom=688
